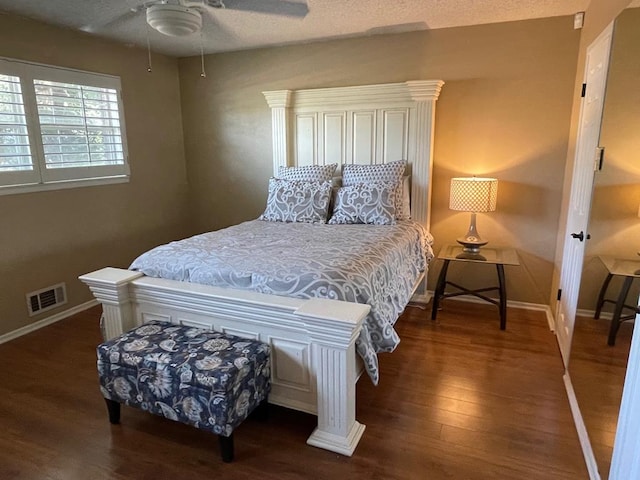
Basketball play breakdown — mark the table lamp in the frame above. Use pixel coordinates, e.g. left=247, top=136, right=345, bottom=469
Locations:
left=449, top=177, right=498, bottom=253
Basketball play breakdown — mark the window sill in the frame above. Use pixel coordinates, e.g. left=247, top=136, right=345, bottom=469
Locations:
left=0, top=175, right=130, bottom=196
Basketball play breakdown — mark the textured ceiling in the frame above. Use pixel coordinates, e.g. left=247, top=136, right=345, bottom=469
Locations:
left=0, top=0, right=617, bottom=58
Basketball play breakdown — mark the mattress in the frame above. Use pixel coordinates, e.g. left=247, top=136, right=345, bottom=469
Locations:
left=130, top=219, right=433, bottom=384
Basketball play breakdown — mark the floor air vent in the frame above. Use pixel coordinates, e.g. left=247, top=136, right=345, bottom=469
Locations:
left=27, top=283, right=67, bottom=316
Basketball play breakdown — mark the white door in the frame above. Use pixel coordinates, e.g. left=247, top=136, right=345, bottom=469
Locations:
left=556, top=23, right=614, bottom=366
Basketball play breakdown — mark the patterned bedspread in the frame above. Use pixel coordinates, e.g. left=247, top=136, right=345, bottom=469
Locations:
left=129, top=220, right=434, bottom=384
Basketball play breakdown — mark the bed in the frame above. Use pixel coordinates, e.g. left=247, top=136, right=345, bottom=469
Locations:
left=80, top=80, right=444, bottom=456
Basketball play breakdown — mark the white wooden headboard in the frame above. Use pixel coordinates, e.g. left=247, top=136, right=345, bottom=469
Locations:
left=263, top=80, right=444, bottom=229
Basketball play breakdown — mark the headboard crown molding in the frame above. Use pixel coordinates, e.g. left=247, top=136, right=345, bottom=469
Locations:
left=405, top=80, right=445, bottom=102
left=263, top=90, right=292, bottom=108
left=272, top=80, right=444, bottom=109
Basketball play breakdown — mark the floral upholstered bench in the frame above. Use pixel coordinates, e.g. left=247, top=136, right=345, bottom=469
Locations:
left=96, top=321, right=271, bottom=462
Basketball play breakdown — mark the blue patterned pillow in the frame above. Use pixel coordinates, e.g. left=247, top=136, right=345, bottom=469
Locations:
left=277, top=163, right=338, bottom=182
left=260, top=178, right=332, bottom=224
left=328, top=182, right=398, bottom=225
left=342, top=160, right=407, bottom=219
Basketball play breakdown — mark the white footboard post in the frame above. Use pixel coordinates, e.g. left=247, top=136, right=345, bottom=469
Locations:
left=79, top=267, right=144, bottom=339
left=295, top=298, right=370, bottom=456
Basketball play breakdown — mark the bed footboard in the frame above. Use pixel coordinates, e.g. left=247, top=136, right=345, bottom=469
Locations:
left=80, top=267, right=369, bottom=456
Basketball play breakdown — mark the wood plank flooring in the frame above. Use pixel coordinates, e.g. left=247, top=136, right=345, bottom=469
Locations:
left=568, top=315, right=633, bottom=479
left=0, top=301, right=588, bottom=479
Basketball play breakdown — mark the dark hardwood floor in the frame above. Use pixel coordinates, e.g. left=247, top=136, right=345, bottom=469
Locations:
left=0, top=301, right=587, bottom=479
left=569, top=314, right=633, bottom=479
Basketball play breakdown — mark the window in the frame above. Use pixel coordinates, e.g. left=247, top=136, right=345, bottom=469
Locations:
left=0, top=57, right=129, bottom=194
left=0, top=74, right=33, bottom=178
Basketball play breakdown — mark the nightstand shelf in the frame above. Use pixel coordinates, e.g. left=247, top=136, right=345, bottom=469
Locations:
left=431, top=244, right=520, bottom=330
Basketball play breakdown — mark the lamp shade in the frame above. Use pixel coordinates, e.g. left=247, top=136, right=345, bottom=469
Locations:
left=449, top=177, right=498, bottom=212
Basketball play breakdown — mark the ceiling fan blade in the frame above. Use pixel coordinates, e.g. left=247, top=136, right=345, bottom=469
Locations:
left=222, top=0, right=308, bottom=18
left=80, top=5, right=144, bottom=33
left=200, top=8, right=240, bottom=42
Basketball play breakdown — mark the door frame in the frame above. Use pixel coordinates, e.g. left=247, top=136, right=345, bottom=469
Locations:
left=558, top=21, right=615, bottom=480
left=609, top=300, right=640, bottom=479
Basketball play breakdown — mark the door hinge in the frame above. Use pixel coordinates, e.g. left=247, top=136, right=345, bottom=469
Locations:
left=581, top=83, right=587, bottom=97
left=595, top=146, right=605, bottom=171
left=557, top=289, right=562, bottom=301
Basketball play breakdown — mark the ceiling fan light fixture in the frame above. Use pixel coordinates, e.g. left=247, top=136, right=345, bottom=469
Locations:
left=146, top=4, right=203, bottom=37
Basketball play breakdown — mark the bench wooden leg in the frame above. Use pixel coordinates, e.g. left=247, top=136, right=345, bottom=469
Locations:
left=105, top=398, right=120, bottom=424
left=219, top=434, right=234, bottom=463
left=251, top=397, right=269, bottom=422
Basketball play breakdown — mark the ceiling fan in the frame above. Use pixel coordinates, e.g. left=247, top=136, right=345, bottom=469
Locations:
left=82, top=0, right=309, bottom=37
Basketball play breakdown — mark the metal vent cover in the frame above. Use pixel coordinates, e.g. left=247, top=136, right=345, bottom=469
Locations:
left=26, top=283, right=67, bottom=316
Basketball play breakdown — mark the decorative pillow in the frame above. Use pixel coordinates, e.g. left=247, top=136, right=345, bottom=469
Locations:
left=259, top=178, right=332, bottom=224
left=341, top=160, right=406, bottom=185
left=328, top=182, right=398, bottom=225
left=342, top=160, right=407, bottom=219
left=277, top=163, right=338, bottom=182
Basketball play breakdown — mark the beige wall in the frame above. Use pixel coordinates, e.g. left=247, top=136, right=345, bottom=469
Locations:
left=180, top=16, right=580, bottom=305
left=2, top=5, right=625, bottom=338
left=0, top=16, right=192, bottom=336
left=577, top=7, right=640, bottom=311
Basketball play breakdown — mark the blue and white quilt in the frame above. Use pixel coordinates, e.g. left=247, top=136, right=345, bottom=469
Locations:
left=130, top=220, right=433, bottom=384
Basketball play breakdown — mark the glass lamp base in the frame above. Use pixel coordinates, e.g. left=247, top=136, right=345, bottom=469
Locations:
left=456, top=237, right=488, bottom=253
left=457, top=212, right=489, bottom=253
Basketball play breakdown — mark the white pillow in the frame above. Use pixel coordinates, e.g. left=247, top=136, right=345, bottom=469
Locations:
left=259, top=178, right=332, bottom=224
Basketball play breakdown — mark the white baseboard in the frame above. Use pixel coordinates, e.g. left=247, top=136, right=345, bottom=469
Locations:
left=577, top=308, right=613, bottom=321
left=564, top=372, right=602, bottom=480
left=428, top=290, right=556, bottom=332
left=0, top=299, right=99, bottom=345
left=410, top=291, right=432, bottom=305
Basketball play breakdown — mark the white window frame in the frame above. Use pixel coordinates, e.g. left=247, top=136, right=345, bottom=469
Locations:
left=0, top=57, right=130, bottom=195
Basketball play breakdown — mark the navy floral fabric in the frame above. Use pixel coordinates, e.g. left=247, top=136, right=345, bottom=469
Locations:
left=97, top=321, right=271, bottom=437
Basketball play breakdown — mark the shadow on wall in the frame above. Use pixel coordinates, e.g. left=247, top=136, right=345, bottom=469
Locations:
left=429, top=162, right=562, bottom=305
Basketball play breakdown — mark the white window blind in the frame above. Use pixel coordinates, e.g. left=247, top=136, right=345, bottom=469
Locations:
left=0, top=57, right=129, bottom=194
left=0, top=74, right=33, bottom=172
left=35, top=80, right=124, bottom=169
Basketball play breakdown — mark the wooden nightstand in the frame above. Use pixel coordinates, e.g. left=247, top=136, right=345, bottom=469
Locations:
left=431, top=244, right=520, bottom=330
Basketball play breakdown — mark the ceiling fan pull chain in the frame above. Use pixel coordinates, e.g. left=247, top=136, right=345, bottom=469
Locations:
left=200, top=31, right=207, bottom=78
left=146, top=24, right=153, bottom=73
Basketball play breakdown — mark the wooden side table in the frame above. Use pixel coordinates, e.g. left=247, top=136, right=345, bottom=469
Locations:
left=431, top=244, right=520, bottom=330
left=594, top=256, right=640, bottom=346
